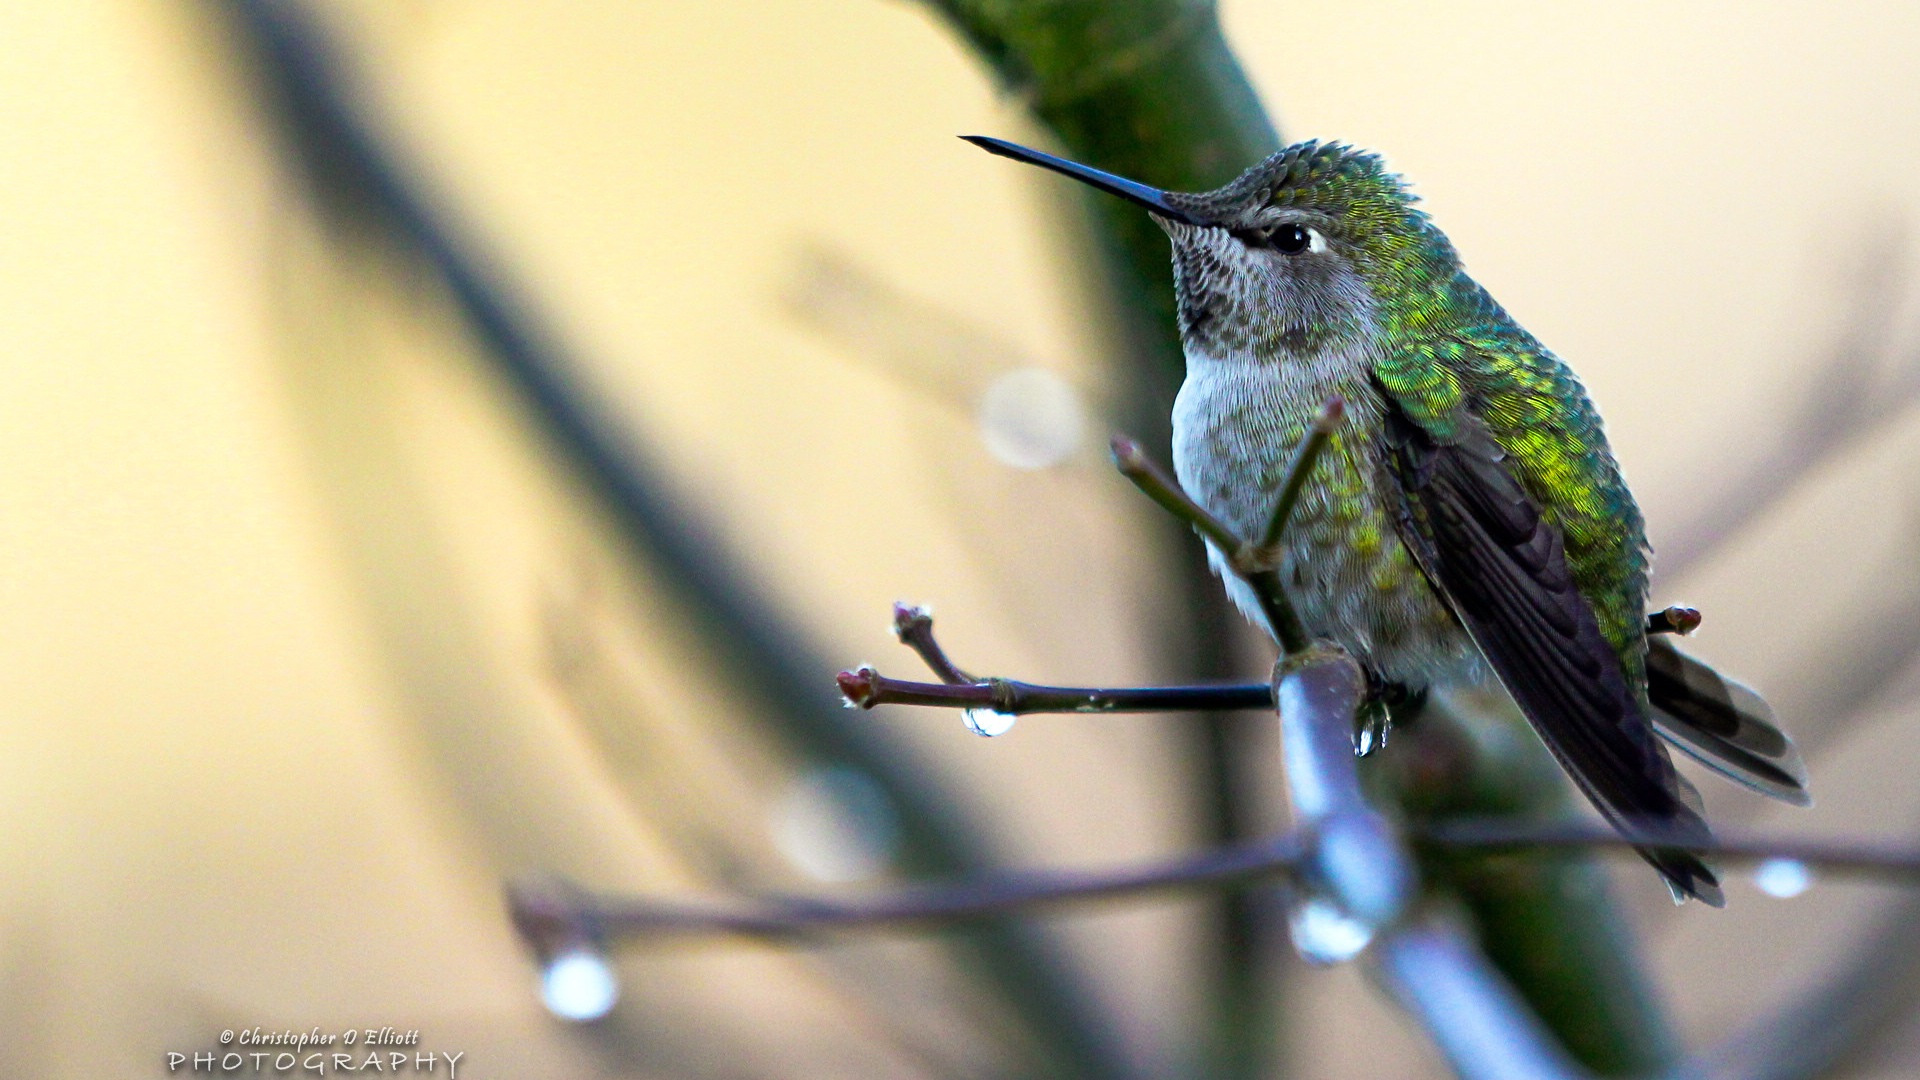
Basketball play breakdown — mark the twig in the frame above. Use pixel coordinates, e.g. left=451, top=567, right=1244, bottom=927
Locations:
left=839, top=666, right=1272, bottom=714
left=509, top=878, right=606, bottom=961
left=848, top=598, right=1706, bottom=717
left=512, top=818, right=1920, bottom=948
left=1110, top=400, right=1346, bottom=655
left=511, top=833, right=1308, bottom=943
left=891, top=602, right=974, bottom=683
left=842, top=605, right=1271, bottom=714
left=1258, top=399, right=1346, bottom=551
left=1425, top=818, right=1920, bottom=879
left=1238, top=401, right=1345, bottom=653
left=1109, top=436, right=1243, bottom=552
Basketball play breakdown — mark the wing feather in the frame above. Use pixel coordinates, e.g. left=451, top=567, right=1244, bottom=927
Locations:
left=1381, top=395, right=1723, bottom=905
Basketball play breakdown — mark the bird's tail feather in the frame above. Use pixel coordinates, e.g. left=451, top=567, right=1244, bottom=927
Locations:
left=1646, top=637, right=1811, bottom=807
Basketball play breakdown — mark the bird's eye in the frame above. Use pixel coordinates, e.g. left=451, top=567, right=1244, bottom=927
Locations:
left=1270, top=223, right=1315, bottom=254
left=1227, top=223, right=1328, bottom=254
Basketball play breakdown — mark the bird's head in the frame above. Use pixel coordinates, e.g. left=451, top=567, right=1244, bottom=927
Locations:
left=964, top=136, right=1449, bottom=360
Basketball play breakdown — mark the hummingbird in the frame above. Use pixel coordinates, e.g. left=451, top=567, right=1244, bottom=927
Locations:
left=965, top=134, right=1810, bottom=905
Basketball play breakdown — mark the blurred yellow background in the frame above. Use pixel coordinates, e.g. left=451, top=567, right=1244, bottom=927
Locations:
left=6, top=2, right=1920, bottom=1077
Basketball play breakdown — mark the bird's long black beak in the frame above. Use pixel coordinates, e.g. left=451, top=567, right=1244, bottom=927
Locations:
left=961, top=135, right=1206, bottom=226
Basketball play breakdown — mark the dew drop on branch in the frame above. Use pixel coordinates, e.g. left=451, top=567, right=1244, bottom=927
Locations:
left=1288, top=896, right=1374, bottom=965
left=962, top=709, right=1017, bottom=737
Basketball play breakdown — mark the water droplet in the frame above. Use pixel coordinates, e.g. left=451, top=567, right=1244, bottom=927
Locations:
left=1753, top=857, right=1813, bottom=899
left=962, top=709, right=1017, bottom=737
left=978, top=368, right=1086, bottom=469
left=1353, top=706, right=1389, bottom=758
left=1287, top=895, right=1374, bottom=965
left=770, top=764, right=902, bottom=882
left=541, top=948, right=618, bottom=1022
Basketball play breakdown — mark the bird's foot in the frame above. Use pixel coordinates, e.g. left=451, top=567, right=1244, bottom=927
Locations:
left=1353, top=672, right=1429, bottom=757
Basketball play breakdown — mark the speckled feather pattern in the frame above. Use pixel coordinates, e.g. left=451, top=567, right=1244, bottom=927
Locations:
left=1173, top=341, right=1480, bottom=686
left=1164, top=142, right=1651, bottom=697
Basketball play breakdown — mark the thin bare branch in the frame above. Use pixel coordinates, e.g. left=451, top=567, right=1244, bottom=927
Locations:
left=891, top=602, right=975, bottom=684
left=1425, top=818, right=1920, bottom=879
left=1110, top=433, right=1315, bottom=652
left=838, top=666, right=1272, bottom=714
left=521, top=819, right=1920, bottom=949
left=1110, top=435, right=1242, bottom=551
left=843, top=603, right=1272, bottom=714
left=1257, top=398, right=1346, bottom=551
left=1228, top=399, right=1347, bottom=656
left=511, top=833, right=1308, bottom=944
left=847, top=601, right=1716, bottom=718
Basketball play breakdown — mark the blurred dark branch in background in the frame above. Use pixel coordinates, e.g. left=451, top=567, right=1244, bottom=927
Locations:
left=1383, top=688, right=1682, bottom=1075
left=514, top=817, right=1920, bottom=943
left=1661, top=231, right=1920, bottom=582
left=512, top=833, right=1308, bottom=943
left=1644, top=231, right=1920, bottom=1080
left=218, top=3, right=1141, bottom=1078
left=918, top=4, right=1287, bottom=1073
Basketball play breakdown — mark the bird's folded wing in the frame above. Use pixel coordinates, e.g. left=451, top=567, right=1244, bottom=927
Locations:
left=1380, top=392, right=1723, bottom=905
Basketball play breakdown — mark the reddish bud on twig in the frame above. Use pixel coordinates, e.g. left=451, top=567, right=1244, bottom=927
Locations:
left=893, top=602, right=930, bottom=638
left=837, top=667, right=880, bottom=708
left=1647, top=606, right=1704, bottom=636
